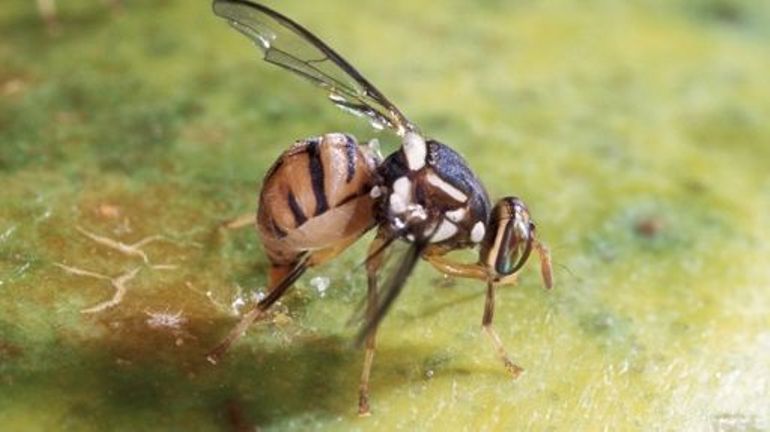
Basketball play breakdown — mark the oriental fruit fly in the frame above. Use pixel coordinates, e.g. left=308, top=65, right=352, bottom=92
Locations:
left=207, top=0, right=553, bottom=415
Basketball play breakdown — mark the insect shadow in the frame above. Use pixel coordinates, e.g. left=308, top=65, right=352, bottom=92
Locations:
left=0, top=310, right=453, bottom=428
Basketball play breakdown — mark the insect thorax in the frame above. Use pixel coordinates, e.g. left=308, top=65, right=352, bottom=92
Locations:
left=377, top=134, right=491, bottom=248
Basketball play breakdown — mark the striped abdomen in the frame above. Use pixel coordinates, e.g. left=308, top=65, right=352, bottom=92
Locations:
left=257, top=133, right=381, bottom=266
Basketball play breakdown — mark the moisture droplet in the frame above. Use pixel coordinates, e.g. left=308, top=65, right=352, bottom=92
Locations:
left=231, top=296, right=246, bottom=314
left=310, top=276, right=330, bottom=297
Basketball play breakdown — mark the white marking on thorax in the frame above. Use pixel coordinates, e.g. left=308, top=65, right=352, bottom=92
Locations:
left=403, top=132, right=427, bottom=170
left=407, top=203, right=427, bottom=222
left=430, top=219, right=458, bottom=243
left=471, top=221, right=486, bottom=243
left=370, top=186, right=383, bottom=198
left=393, top=176, right=411, bottom=200
left=445, top=207, right=467, bottom=223
left=426, top=173, right=468, bottom=203
left=389, top=193, right=407, bottom=214
left=389, top=176, right=411, bottom=214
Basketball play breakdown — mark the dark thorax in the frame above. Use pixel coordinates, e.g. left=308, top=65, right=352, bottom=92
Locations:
left=377, top=132, right=491, bottom=249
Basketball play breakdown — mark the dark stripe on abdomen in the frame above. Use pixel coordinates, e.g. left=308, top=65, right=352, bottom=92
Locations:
left=307, top=141, right=329, bottom=216
left=344, top=134, right=357, bottom=183
left=270, top=217, right=287, bottom=238
left=287, top=191, right=307, bottom=226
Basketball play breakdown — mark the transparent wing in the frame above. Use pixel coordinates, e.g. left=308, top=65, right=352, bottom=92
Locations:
left=213, top=0, right=415, bottom=135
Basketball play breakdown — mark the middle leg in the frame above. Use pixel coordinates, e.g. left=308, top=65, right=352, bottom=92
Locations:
left=357, top=231, right=388, bottom=416
left=422, top=251, right=488, bottom=281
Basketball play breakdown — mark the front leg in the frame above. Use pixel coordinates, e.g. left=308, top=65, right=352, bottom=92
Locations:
left=483, top=280, right=524, bottom=378
left=422, top=250, right=488, bottom=282
left=423, top=249, right=523, bottom=377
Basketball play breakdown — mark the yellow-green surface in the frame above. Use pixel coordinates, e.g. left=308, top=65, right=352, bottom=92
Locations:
left=2, top=0, right=770, bottom=430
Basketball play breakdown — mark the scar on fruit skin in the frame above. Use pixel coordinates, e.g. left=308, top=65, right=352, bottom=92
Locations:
left=56, top=228, right=178, bottom=313
left=56, top=263, right=140, bottom=313
left=76, top=226, right=177, bottom=266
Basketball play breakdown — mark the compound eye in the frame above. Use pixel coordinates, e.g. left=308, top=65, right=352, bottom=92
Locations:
left=493, top=214, right=533, bottom=276
left=513, top=218, right=529, bottom=241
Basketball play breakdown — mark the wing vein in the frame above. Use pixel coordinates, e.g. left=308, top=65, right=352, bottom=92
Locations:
left=213, top=0, right=416, bottom=135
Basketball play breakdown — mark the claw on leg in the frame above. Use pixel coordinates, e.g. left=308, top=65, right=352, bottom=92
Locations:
left=357, top=340, right=376, bottom=417
left=483, top=324, right=524, bottom=379
left=206, top=307, right=266, bottom=365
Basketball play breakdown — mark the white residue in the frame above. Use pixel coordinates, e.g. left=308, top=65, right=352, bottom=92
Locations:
left=231, top=296, right=246, bottom=314
left=251, top=290, right=267, bottom=303
left=145, top=309, right=187, bottom=330
left=310, top=276, right=330, bottom=297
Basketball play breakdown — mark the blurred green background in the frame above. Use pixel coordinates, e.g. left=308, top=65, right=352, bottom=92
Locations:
left=1, top=0, right=770, bottom=430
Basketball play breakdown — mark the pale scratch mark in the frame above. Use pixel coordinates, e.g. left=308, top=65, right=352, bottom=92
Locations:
left=54, top=263, right=111, bottom=281
left=80, top=267, right=140, bottom=314
left=76, top=226, right=167, bottom=265
left=56, top=263, right=141, bottom=313
left=151, top=264, right=178, bottom=271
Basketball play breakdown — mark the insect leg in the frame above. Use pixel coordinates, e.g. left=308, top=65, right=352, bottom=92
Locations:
left=422, top=252, right=488, bottom=281
left=482, top=280, right=524, bottom=379
left=494, top=272, right=518, bottom=286
left=358, top=231, right=388, bottom=416
left=534, top=239, right=553, bottom=289
left=221, top=213, right=256, bottom=230
left=206, top=255, right=309, bottom=364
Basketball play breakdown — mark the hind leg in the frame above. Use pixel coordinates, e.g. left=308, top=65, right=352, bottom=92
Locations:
left=206, top=258, right=308, bottom=364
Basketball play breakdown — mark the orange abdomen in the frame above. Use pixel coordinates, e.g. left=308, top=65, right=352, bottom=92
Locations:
left=257, top=133, right=380, bottom=266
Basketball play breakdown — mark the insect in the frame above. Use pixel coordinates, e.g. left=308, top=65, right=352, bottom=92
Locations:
left=207, top=0, right=553, bottom=415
